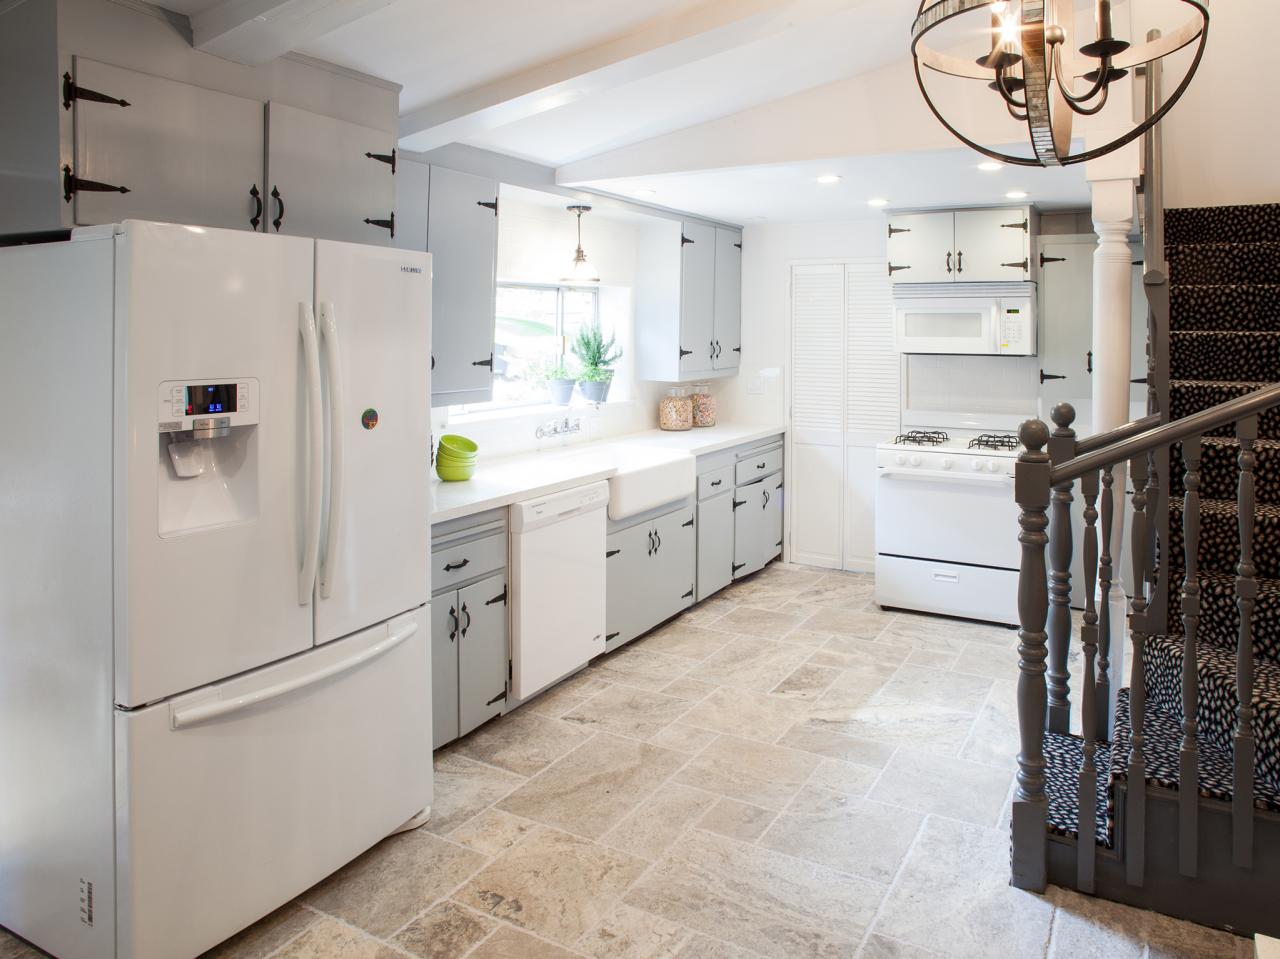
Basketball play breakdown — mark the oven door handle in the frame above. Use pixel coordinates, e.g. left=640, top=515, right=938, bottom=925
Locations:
left=879, top=469, right=1013, bottom=487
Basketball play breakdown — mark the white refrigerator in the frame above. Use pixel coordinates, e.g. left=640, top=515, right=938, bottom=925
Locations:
left=0, top=221, right=433, bottom=959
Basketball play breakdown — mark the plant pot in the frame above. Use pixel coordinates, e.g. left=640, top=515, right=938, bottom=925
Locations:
left=578, top=376, right=612, bottom=404
left=547, top=378, right=576, bottom=406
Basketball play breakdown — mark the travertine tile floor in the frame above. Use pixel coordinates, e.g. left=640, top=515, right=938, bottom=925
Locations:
left=1, top=564, right=1255, bottom=959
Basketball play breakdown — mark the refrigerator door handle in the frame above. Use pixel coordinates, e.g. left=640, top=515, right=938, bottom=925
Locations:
left=318, top=301, right=345, bottom=600
left=298, top=302, right=324, bottom=605
left=169, top=621, right=419, bottom=730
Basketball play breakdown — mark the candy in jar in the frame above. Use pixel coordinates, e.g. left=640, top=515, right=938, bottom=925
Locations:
left=658, top=387, right=692, bottom=431
left=690, top=383, right=716, bottom=427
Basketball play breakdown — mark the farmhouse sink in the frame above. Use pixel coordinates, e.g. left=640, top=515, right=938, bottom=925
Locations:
left=604, top=445, right=695, bottom=520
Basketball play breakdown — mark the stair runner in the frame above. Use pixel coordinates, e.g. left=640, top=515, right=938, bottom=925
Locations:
left=1044, top=203, right=1280, bottom=845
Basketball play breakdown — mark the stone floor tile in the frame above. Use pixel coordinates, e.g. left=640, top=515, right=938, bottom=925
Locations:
left=575, top=902, right=695, bottom=959
left=706, top=605, right=807, bottom=639
left=659, top=677, right=719, bottom=703
left=905, top=648, right=960, bottom=670
left=807, top=663, right=900, bottom=716
left=456, top=827, right=647, bottom=947
left=874, top=817, right=1053, bottom=959
left=808, top=757, right=881, bottom=796
left=447, top=808, right=537, bottom=858
left=468, top=926, right=588, bottom=959
left=689, top=637, right=811, bottom=692
left=800, top=606, right=897, bottom=639
left=392, top=900, right=497, bottom=959
left=868, top=749, right=1013, bottom=827
left=775, top=719, right=897, bottom=768
left=677, top=597, right=736, bottom=627
left=198, top=901, right=316, bottom=959
left=301, top=830, right=485, bottom=939
left=589, top=647, right=699, bottom=691
left=525, top=673, right=615, bottom=718
left=624, top=830, right=882, bottom=959
left=647, top=722, right=719, bottom=754
left=951, top=642, right=1018, bottom=681
left=1046, top=886, right=1146, bottom=959
left=772, top=626, right=835, bottom=648
left=271, top=916, right=400, bottom=959
left=679, top=686, right=809, bottom=743
left=820, top=633, right=910, bottom=667
left=957, top=682, right=1019, bottom=770
left=639, top=621, right=736, bottom=661
left=450, top=709, right=593, bottom=777
left=792, top=576, right=879, bottom=610
left=697, top=797, right=777, bottom=842
left=425, top=752, right=527, bottom=834
left=561, top=685, right=691, bottom=740
left=498, top=733, right=686, bottom=839
left=0, top=936, right=44, bottom=959
left=674, top=734, right=819, bottom=809
left=1145, top=911, right=1253, bottom=959
left=881, top=615, right=1013, bottom=651
left=601, top=782, right=718, bottom=861
left=758, top=785, right=922, bottom=883
left=870, top=664, right=993, bottom=713
left=671, top=935, right=761, bottom=958
left=769, top=663, right=840, bottom=701
left=726, top=566, right=826, bottom=608
left=858, top=933, right=945, bottom=958
left=804, top=701, right=977, bottom=754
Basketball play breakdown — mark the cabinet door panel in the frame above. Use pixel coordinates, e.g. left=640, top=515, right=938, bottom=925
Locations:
left=680, top=221, right=716, bottom=374
left=953, top=208, right=1029, bottom=281
left=606, top=522, right=651, bottom=651
left=1037, top=237, right=1094, bottom=414
left=394, top=158, right=430, bottom=253
left=430, top=597, right=459, bottom=749
left=458, top=572, right=508, bottom=736
left=713, top=228, right=742, bottom=369
left=72, top=58, right=263, bottom=231
left=655, top=506, right=697, bottom=618
left=887, top=212, right=954, bottom=283
left=428, top=166, right=498, bottom=404
left=733, top=484, right=767, bottom=579
left=761, top=476, right=783, bottom=566
left=265, top=102, right=395, bottom=244
left=697, top=493, right=735, bottom=600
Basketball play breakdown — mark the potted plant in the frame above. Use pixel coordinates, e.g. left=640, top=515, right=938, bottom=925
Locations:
left=542, top=360, right=577, bottom=406
left=571, top=327, right=622, bottom=404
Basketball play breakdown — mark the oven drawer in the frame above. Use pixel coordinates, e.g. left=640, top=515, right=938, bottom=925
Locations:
left=874, top=555, right=1018, bottom=626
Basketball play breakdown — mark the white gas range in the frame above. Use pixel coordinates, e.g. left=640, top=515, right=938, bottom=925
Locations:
left=873, top=429, right=1023, bottom=626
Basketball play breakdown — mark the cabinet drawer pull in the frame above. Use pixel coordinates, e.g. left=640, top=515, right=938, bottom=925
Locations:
left=647, top=530, right=654, bottom=556
left=654, top=530, right=661, bottom=551
left=762, top=489, right=770, bottom=508
left=443, top=558, right=470, bottom=572
left=710, top=479, right=722, bottom=487
left=946, top=251, right=952, bottom=274
left=956, top=250, right=963, bottom=273
left=681, top=518, right=694, bottom=528
left=485, top=690, right=506, bottom=706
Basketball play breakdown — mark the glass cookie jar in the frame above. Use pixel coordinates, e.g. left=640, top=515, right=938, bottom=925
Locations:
left=658, top=387, right=693, bottom=431
left=690, top=383, right=715, bottom=427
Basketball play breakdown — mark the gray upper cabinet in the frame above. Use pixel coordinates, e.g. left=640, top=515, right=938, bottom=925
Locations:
left=888, top=207, right=1037, bottom=284
left=887, top=212, right=955, bottom=283
left=69, top=58, right=263, bottom=231
left=393, top=157, right=431, bottom=253
left=680, top=220, right=717, bottom=375
left=712, top=227, right=742, bottom=369
left=457, top=572, right=507, bottom=737
left=264, top=102, right=396, bottom=244
left=427, top=166, right=498, bottom=407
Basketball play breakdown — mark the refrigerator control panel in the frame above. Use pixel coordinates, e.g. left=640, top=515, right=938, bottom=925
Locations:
left=157, top=379, right=259, bottom=433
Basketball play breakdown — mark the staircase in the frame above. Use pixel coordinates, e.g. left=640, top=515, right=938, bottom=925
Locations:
left=1010, top=203, right=1280, bottom=937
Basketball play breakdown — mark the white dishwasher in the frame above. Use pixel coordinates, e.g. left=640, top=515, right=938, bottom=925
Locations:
left=510, top=481, right=609, bottom=701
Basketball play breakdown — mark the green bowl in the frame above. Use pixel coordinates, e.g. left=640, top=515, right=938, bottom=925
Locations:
left=436, top=449, right=477, bottom=467
left=439, top=434, right=478, bottom=456
left=435, top=460, right=475, bottom=482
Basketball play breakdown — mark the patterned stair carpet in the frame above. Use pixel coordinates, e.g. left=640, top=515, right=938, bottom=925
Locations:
left=1043, top=202, right=1280, bottom=844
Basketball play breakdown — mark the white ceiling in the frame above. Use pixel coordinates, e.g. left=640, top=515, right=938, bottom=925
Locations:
left=575, top=147, right=1092, bottom=224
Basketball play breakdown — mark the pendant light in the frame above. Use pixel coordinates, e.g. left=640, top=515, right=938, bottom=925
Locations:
left=562, top=204, right=601, bottom=284
left=910, top=0, right=1208, bottom=166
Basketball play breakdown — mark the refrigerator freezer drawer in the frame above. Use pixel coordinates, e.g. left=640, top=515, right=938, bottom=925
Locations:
left=115, top=610, right=431, bottom=959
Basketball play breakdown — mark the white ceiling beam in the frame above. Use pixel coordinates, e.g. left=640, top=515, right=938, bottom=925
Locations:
left=397, top=0, right=861, bottom=154
left=193, top=0, right=396, bottom=66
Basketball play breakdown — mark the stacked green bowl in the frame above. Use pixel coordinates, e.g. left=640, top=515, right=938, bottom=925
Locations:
left=436, top=433, right=478, bottom=481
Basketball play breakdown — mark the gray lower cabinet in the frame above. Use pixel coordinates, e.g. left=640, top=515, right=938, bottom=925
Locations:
left=430, top=599, right=460, bottom=749
left=457, top=573, right=509, bottom=735
left=694, top=436, right=784, bottom=594
left=605, top=504, right=695, bottom=652
left=696, top=492, right=734, bottom=601
left=734, top=477, right=784, bottom=580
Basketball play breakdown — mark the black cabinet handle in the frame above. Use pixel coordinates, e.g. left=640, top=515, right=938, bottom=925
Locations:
left=762, top=489, right=770, bottom=508
left=1087, top=350, right=1094, bottom=374
left=1039, top=370, right=1066, bottom=384
left=431, top=355, right=435, bottom=370
left=946, top=251, right=952, bottom=274
left=654, top=530, right=661, bottom=552
left=956, top=250, right=964, bottom=273
left=271, top=186, right=284, bottom=232
left=448, top=605, right=458, bottom=641
left=365, top=149, right=396, bottom=173
left=473, top=354, right=494, bottom=368
left=62, top=166, right=128, bottom=203
left=485, top=690, right=506, bottom=706
left=710, top=479, right=722, bottom=487
left=648, top=530, right=655, bottom=556
left=249, top=184, right=263, bottom=230
left=443, top=558, right=470, bottom=572
left=681, top=517, right=694, bottom=528
left=460, top=602, right=471, bottom=637
left=757, top=462, right=766, bottom=469
left=364, top=213, right=395, bottom=238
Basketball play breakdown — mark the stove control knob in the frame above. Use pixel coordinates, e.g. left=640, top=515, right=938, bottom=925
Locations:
left=941, top=457, right=953, bottom=470
left=895, top=454, right=906, bottom=466
left=909, top=454, right=922, bottom=467
left=987, top=459, right=999, bottom=472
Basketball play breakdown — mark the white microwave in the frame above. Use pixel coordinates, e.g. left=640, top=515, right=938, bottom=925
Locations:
left=894, top=294, right=1036, bottom=356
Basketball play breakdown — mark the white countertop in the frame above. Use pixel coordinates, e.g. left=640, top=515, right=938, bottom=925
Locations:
left=430, top=422, right=785, bottom=524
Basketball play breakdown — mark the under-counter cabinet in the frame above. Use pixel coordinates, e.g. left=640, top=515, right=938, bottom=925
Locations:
left=428, top=166, right=500, bottom=406
left=887, top=207, right=1038, bottom=283
left=66, top=57, right=265, bottom=230
left=605, top=503, right=696, bottom=651
left=691, top=436, right=784, bottom=590
left=430, top=511, right=508, bottom=749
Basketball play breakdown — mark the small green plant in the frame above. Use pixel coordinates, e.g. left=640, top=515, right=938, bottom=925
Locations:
left=529, top=357, right=576, bottom=382
left=577, top=366, right=613, bottom=383
left=570, top=326, right=622, bottom=374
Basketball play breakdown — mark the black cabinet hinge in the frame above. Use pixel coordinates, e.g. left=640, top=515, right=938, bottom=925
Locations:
left=679, top=347, right=693, bottom=358
left=776, top=539, right=783, bottom=547
left=62, top=165, right=128, bottom=203
left=1002, top=219, right=1029, bottom=232
left=364, top=213, right=395, bottom=237
left=1002, top=259, right=1029, bottom=271
left=732, top=562, right=746, bottom=574
left=1039, top=370, right=1066, bottom=384
left=365, top=149, right=396, bottom=173
left=477, top=198, right=498, bottom=215
left=887, top=224, right=910, bottom=237
left=682, top=587, right=694, bottom=599
left=485, top=585, right=508, bottom=606
left=1039, top=252, right=1066, bottom=267
left=888, top=263, right=911, bottom=275
left=606, top=548, right=621, bottom=558
left=62, top=72, right=129, bottom=110
left=733, top=346, right=741, bottom=353
left=606, top=632, right=620, bottom=641
left=681, top=518, right=694, bottom=528
left=473, top=353, right=494, bottom=368
left=732, top=498, right=747, bottom=510
left=681, top=234, right=694, bottom=245
left=733, top=241, right=742, bottom=250
left=485, top=690, right=506, bottom=706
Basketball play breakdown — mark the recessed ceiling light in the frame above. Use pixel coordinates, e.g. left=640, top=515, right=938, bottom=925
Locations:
left=867, top=198, right=889, bottom=208
left=816, top=174, right=842, bottom=185
left=1006, top=190, right=1029, bottom=199
left=632, top=189, right=656, bottom=199
left=978, top=161, right=1004, bottom=172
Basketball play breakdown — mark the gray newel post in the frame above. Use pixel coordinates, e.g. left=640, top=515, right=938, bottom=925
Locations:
left=1011, top=418, right=1052, bottom=892
left=1046, top=403, right=1078, bottom=734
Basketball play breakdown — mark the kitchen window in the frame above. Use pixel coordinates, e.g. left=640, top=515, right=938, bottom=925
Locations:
left=454, top=283, right=599, bottom=412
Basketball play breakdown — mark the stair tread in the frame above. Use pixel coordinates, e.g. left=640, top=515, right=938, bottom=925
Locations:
left=1165, top=568, right=1280, bottom=662
left=1167, top=497, right=1280, bottom=580
left=1165, top=204, right=1280, bottom=245
left=1044, top=732, right=1114, bottom=847
left=1170, top=283, right=1280, bottom=333
left=1170, top=380, right=1280, bottom=439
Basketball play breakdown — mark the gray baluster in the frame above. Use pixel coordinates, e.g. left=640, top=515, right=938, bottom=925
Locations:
left=1011, top=419, right=1052, bottom=893
left=1096, top=465, right=1116, bottom=743
left=1077, top=467, right=1100, bottom=893
left=1046, top=404, right=1077, bottom=734
left=1234, top=415, right=1258, bottom=868
left=1127, top=453, right=1150, bottom=888
left=1179, top=434, right=1202, bottom=877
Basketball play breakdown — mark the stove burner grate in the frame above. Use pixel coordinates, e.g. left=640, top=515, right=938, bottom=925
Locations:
left=894, top=429, right=950, bottom=446
left=968, top=433, right=1020, bottom=451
